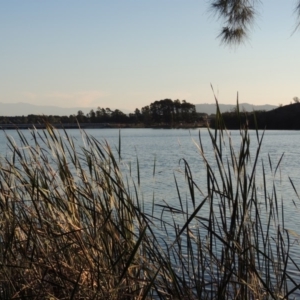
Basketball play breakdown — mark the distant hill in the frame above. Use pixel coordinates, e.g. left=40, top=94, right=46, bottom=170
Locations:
left=211, top=103, right=300, bottom=130
left=195, top=103, right=277, bottom=115
left=254, top=103, right=300, bottom=129
left=0, top=102, right=131, bottom=117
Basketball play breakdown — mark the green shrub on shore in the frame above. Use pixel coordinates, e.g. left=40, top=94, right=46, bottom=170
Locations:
left=0, top=105, right=299, bottom=299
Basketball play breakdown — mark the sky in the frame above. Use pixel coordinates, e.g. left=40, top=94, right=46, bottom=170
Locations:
left=1, top=1, right=300, bottom=113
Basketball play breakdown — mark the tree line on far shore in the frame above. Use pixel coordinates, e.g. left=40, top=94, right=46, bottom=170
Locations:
left=210, top=102, right=300, bottom=130
left=0, top=99, right=207, bottom=126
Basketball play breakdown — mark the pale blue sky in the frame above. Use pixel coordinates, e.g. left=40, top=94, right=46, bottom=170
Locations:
left=1, top=1, right=299, bottom=113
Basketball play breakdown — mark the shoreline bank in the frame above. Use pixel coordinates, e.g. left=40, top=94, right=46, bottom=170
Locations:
left=0, top=122, right=208, bottom=130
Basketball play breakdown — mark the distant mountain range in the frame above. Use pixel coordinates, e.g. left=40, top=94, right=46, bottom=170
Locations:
left=0, top=102, right=130, bottom=117
left=195, top=103, right=277, bottom=115
left=0, top=102, right=277, bottom=117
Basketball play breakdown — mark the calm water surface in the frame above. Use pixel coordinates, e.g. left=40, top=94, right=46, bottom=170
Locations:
left=1, top=128, right=300, bottom=228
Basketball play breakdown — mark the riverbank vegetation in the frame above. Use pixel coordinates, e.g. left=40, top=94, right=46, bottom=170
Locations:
left=0, top=103, right=299, bottom=298
left=0, top=99, right=203, bottom=128
left=2, top=99, right=300, bottom=130
left=211, top=102, right=300, bottom=130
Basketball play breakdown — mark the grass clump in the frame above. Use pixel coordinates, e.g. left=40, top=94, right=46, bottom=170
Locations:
left=0, top=125, right=153, bottom=299
left=0, top=102, right=299, bottom=299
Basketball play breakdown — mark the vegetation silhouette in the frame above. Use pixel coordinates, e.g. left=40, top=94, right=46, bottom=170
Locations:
left=210, top=102, right=300, bottom=130
left=210, top=0, right=300, bottom=44
left=0, top=99, right=200, bottom=128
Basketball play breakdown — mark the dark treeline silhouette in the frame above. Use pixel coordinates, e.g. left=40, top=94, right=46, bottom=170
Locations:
left=0, top=99, right=201, bottom=127
left=140, top=99, right=197, bottom=125
left=210, top=103, right=300, bottom=130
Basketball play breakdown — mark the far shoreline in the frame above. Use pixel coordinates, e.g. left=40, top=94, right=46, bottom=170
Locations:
left=0, top=122, right=208, bottom=130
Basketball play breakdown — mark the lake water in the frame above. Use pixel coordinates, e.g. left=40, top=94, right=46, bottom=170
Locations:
left=1, top=128, right=300, bottom=295
left=1, top=128, right=300, bottom=236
